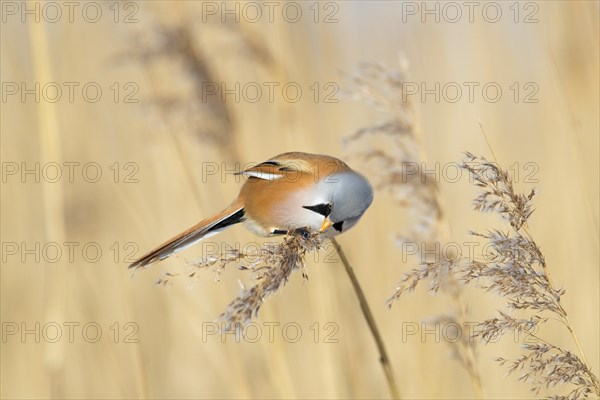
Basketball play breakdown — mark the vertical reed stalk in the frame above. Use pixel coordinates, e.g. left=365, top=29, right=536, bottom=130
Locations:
left=331, top=238, right=400, bottom=400
left=27, top=15, right=66, bottom=399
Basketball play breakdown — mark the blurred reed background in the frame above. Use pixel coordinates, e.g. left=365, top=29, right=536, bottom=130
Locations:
left=1, top=1, right=598, bottom=399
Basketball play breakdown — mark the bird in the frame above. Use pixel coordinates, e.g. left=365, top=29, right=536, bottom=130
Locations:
left=129, top=152, right=374, bottom=269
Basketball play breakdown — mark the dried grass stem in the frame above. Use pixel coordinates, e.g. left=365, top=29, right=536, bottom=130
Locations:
left=331, top=238, right=401, bottom=400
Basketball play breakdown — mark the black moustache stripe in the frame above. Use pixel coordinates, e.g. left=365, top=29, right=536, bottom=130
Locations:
left=302, top=203, right=332, bottom=217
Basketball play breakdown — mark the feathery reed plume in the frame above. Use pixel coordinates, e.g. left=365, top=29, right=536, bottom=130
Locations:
left=119, top=9, right=275, bottom=158
left=389, top=152, right=600, bottom=399
left=154, top=229, right=401, bottom=398
left=156, top=229, right=323, bottom=330
left=344, top=61, right=483, bottom=396
left=218, top=230, right=322, bottom=330
left=122, top=20, right=235, bottom=153
left=124, top=12, right=276, bottom=146
left=343, top=60, right=444, bottom=244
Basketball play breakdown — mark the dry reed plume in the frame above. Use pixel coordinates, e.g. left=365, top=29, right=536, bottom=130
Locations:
left=123, top=22, right=234, bottom=152
left=344, top=61, right=483, bottom=396
left=154, top=228, right=322, bottom=330
left=153, top=229, right=400, bottom=398
left=122, top=13, right=274, bottom=154
left=343, top=60, right=442, bottom=244
left=388, top=152, right=600, bottom=399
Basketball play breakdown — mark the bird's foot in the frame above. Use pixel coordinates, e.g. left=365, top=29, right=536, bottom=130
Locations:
left=293, top=227, right=312, bottom=239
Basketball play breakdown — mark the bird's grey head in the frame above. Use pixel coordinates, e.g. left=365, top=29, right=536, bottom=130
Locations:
left=325, top=171, right=374, bottom=233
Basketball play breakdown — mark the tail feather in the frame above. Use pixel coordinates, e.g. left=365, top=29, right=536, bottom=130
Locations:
left=129, top=203, right=245, bottom=269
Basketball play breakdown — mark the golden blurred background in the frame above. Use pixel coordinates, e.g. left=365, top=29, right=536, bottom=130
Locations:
left=1, top=1, right=598, bottom=399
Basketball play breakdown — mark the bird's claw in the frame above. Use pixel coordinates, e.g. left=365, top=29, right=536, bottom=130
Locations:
left=293, top=227, right=312, bottom=239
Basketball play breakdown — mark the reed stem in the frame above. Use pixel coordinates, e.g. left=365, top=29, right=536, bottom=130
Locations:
left=331, top=238, right=401, bottom=400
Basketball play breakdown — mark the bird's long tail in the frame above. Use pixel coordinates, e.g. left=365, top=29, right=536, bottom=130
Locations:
left=129, top=201, right=245, bottom=269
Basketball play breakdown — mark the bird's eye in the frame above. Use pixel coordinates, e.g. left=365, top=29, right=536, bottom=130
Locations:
left=303, top=203, right=332, bottom=217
